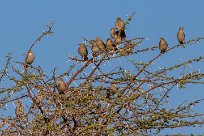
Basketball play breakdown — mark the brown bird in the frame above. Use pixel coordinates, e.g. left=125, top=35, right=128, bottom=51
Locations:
left=96, top=37, right=106, bottom=52
left=58, top=78, right=66, bottom=94
left=78, top=43, right=88, bottom=61
left=114, top=35, right=122, bottom=45
left=15, top=101, right=24, bottom=118
left=110, top=82, right=118, bottom=93
left=124, top=41, right=133, bottom=53
left=107, top=82, right=118, bottom=98
left=159, top=37, right=168, bottom=53
left=105, top=38, right=116, bottom=51
left=124, top=41, right=132, bottom=49
left=25, top=50, right=35, bottom=67
left=119, top=29, right=126, bottom=40
left=177, top=27, right=186, bottom=44
left=90, top=40, right=100, bottom=56
left=34, top=93, right=44, bottom=105
left=115, top=17, right=125, bottom=32
left=110, top=27, right=116, bottom=39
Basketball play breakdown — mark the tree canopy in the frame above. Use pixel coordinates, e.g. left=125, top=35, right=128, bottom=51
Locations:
left=0, top=14, right=204, bottom=135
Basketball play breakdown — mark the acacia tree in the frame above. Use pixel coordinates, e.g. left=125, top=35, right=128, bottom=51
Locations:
left=0, top=14, right=204, bottom=135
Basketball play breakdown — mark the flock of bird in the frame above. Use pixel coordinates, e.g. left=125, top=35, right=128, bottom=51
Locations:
left=24, top=17, right=186, bottom=67
left=23, top=17, right=186, bottom=94
left=78, top=17, right=127, bottom=61
left=77, top=17, right=186, bottom=61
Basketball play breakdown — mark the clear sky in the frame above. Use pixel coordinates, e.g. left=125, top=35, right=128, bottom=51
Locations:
left=0, top=1, right=204, bottom=134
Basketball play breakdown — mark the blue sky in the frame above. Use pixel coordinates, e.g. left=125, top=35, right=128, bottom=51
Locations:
left=0, top=1, right=204, bottom=134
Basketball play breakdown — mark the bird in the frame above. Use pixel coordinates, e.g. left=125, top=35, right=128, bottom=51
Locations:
left=115, top=17, right=125, bottom=32
left=25, top=50, right=35, bottom=68
left=159, top=37, right=168, bottom=53
left=105, top=38, right=116, bottom=51
left=58, top=78, right=66, bottom=94
left=90, top=40, right=100, bottom=56
left=110, top=27, right=116, bottom=39
left=107, top=82, right=118, bottom=98
left=114, top=34, right=122, bottom=45
left=177, top=27, right=186, bottom=44
left=35, top=93, right=44, bottom=104
left=110, top=82, right=118, bottom=93
left=119, top=29, right=126, bottom=40
left=15, top=101, right=24, bottom=118
left=78, top=43, right=88, bottom=61
left=124, top=41, right=133, bottom=53
left=96, top=37, right=106, bottom=52
left=124, top=41, right=133, bottom=49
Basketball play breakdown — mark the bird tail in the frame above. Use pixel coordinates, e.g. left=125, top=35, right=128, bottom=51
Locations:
left=24, top=64, right=28, bottom=68
left=120, top=30, right=126, bottom=40
left=160, top=50, right=165, bottom=53
left=24, top=63, right=29, bottom=72
left=179, top=41, right=186, bottom=44
left=84, top=56, right=88, bottom=61
left=114, top=47, right=118, bottom=51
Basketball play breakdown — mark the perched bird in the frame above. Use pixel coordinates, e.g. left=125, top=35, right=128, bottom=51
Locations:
left=90, top=40, right=100, bottom=56
left=124, top=41, right=133, bottom=49
left=105, top=38, right=116, bottom=51
left=15, top=101, right=24, bottom=118
left=110, top=27, right=116, bottom=39
left=124, top=41, right=133, bottom=53
left=115, top=17, right=125, bottom=32
left=58, top=78, right=66, bottom=94
left=159, top=37, right=168, bottom=53
left=114, top=35, right=122, bottom=45
left=96, top=37, right=106, bottom=52
left=25, top=50, right=35, bottom=68
left=177, top=27, right=186, bottom=44
left=111, top=27, right=125, bottom=42
left=119, top=29, right=126, bottom=40
left=107, top=82, right=118, bottom=98
left=34, top=93, right=44, bottom=104
left=78, top=43, right=88, bottom=61
left=110, top=82, right=118, bottom=93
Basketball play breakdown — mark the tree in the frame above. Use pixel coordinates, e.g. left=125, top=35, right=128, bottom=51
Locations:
left=0, top=14, right=204, bottom=135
